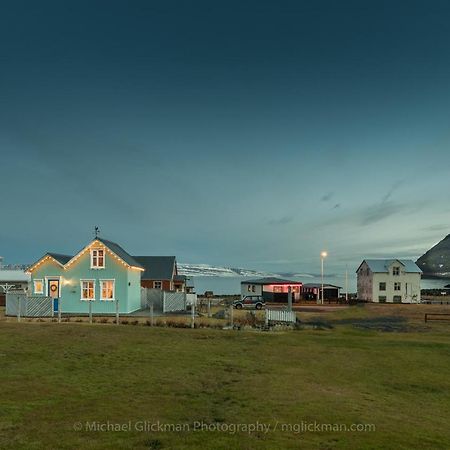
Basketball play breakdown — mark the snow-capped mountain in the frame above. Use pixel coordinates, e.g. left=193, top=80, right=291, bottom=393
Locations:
left=177, top=263, right=315, bottom=279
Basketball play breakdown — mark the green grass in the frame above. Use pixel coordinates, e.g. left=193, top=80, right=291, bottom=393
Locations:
left=1, top=306, right=450, bottom=449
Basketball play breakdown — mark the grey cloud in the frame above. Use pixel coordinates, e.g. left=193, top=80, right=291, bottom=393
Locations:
left=360, top=201, right=404, bottom=226
left=321, top=192, right=333, bottom=202
left=268, top=216, right=294, bottom=226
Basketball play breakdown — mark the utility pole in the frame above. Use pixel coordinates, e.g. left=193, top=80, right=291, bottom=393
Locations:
left=345, top=265, right=349, bottom=303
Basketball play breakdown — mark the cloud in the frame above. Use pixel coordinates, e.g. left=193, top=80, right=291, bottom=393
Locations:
left=381, top=180, right=404, bottom=203
left=360, top=201, right=404, bottom=226
left=268, top=216, right=294, bottom=226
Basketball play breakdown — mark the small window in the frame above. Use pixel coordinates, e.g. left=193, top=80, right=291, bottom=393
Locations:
left=393, top=295, right=402, bottom=303
left=154, top=281, right=162, bottom=290
left=34, top=279, right=44, bottom=294
left=393, top=267, right=400, bottom=276
left=379, top=282, right=386, bottom=291
left=81, top=280, right=95, bottom=300
left=91, top=249, right=105, bottom=269
left=100, top=280, right=115, bottom=301
left=394, top=282, right=401, bottom=291
left=378, top=296, right=387, bottom=303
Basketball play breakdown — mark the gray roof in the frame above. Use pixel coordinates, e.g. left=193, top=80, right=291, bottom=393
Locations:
left=133, top=256, right=176, bottom=280
left=303, top=283, right=342, bottom=289
left=358, top=259, right=422, bottom=274
left=96, top=238, right=144, bottom=269
left=241, top=277, right=302, bottom=285
left=47, top=253, right=73, bottom=265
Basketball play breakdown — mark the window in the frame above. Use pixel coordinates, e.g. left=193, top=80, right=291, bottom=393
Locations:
left=273, top=286, right=283, bottom=293
left=90, top=249, right=105, bottom=269
left=34, top=279, right=44, bottom=294
left=247, top=285, right=256, bottom=292
left=100, top=280, right=115, bottom=301
left=393, top=267, right=400, bottom=276
left=393, top=295, right=402, bottom=303
left=154, top=281, right=162, bottom=290
left=394, top=282, right=401, bottom=291
left=81, top=280, right=95, bottom=300
left=379, top=282, right=386, bottom=291
left=378, top=296, right=387, bottom=303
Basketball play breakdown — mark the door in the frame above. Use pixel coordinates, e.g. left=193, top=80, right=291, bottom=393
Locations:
left=48, top=279, right=60, bottom=312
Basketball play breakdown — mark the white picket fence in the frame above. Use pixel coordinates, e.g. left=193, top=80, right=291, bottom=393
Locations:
left=265, top=309, right=297, bottom=325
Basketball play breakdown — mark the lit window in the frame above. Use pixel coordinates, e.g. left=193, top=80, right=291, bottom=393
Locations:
left=273, top=286, right=283, bottom=293
left=100, top=280, right=115, bottom=301
left=394, top=282, right=401, bottom=291
left=81, top=280, right=95, bottom=300
left=393, top=267, right=400, bottom=276
left=91, top=249, right=105, bottom=269
left=34, top=279, right=44, bottom=294
left=154, top=281, right=162, bottom=289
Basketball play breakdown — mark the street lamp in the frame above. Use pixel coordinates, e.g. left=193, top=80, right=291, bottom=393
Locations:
left=320, top=251, right=328, bottom=305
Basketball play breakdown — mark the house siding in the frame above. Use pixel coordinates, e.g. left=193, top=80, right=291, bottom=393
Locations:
left=30, top=247, right=141, bottom=314
left=357, top=261, right=421, bottom=303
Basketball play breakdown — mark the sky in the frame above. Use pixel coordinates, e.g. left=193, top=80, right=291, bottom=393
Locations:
left=1, top=0, right=450, bottom=275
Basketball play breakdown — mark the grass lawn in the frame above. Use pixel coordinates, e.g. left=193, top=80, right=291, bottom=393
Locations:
left=1, top=305, right=450, bottom=449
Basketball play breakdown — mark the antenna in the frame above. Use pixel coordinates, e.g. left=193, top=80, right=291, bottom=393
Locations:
left=94, top=226, right=100, bottom=238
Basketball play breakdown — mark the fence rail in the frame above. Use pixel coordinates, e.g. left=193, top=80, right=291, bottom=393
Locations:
left=424, top=313, right=450, bottom=323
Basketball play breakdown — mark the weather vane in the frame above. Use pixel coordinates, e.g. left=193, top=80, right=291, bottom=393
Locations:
left=94, top=226, right=100, bottom=238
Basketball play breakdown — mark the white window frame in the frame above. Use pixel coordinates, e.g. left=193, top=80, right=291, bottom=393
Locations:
left=90, top=248, right=105, bottom=269
left=34, top=279, right=44, bottom=294
left=80, top=279, right=96, bottom=301
left=153, top=280, right=162, bottom=290
left=394, top=282, right=401, bottom=291
left=100, top=279, right=115, bottom=301
left=393, top=267, right=400, bottom=276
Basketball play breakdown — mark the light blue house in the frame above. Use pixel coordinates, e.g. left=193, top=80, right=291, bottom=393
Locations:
left=27, top=238, right=144, bottom=314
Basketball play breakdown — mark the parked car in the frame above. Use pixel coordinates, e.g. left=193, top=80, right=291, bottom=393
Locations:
left=233, top=296, right=265, bottom=310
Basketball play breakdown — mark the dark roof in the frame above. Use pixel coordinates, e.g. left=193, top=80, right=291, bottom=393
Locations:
left=47, top=253, right=73, bottom=265
left=241, top=277, right=302, bottom=285
left=133, top=256, right=176, bottom=280
left=303, top=283, right=342, bottom=289
left=174, top=274, right=186, bottom=282
left=96, top=238, right=144, bottom=269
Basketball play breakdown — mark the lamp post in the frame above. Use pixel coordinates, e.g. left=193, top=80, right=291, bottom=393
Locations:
left=320, top=251, right=328, bottom=305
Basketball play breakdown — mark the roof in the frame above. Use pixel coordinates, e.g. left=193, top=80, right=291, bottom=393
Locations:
left=0, top=270, right=30, bottom=282
left=96, top=238, right=143, bottom=269
left=174, top=274, right=186, bottom=282
left=241, top=277, right=302, bottom=285
left=47, top=253, right=73, bottom=265
left=303, top=283, right=342, bottom=289
left=28, top=237, right=144, bottom=272
left=357, top=259, right=422, bottom=274
left=133, top=256, right=176, bottom=280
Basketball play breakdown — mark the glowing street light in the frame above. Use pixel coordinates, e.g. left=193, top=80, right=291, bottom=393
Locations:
left=320, top=251, right=328, bottom=305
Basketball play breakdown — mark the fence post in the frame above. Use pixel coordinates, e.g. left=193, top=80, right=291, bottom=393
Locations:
left=265, top=310, right=269, bottom=327
left=116, top=298, right=120, bottom=325
left=229, top=304, right=234, bottom=328
left=288, top=286, right=293, bottom=312
left=58, top=297, right=62, bottom=323
left=208, top=299, right=211, bottom=318
left=191, top=299, right=195, bottom=329
left=17, top=296, right=21, bottom=323
left=150, top=302, right=154, bottom=327
left=89, top=300, right=93, bottom=324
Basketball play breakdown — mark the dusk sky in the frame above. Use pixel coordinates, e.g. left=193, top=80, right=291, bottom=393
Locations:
left=1, top=0, right=450, bottom=274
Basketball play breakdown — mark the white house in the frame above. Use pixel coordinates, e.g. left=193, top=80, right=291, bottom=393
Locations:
left=357, top=259, right=422, bottom=303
